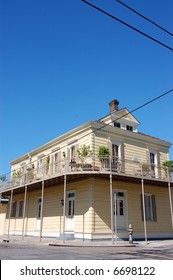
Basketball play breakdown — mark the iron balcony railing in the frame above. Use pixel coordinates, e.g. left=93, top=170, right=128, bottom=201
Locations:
left=0, top=156, right=172, bottom=191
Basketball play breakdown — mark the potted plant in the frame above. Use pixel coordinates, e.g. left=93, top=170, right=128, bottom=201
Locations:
left=162, top=160, right=173, bottom=179
left=98, top=146, right=110, bottom=170
left=77, top=145, right=92, bottom=163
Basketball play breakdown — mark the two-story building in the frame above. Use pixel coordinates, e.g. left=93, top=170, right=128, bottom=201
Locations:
left=0, top=99, right=173, bottom=242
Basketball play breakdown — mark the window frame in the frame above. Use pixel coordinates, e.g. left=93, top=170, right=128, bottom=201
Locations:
left=141, top=193, right=157, bottom=222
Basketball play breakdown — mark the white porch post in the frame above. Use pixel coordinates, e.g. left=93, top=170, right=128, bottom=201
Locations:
left=39, top=180, right=45, bottom=242
left=168, top=181, right=173, bottom=230
left=110, top=156, right=114, bottom=244
left=141, top=178, right=147, bottom=244
left=62, top=174, right=67, bottom=244
left=22, top=185, right=27, bottom=240
left=7, top=189, right=13, bottom=240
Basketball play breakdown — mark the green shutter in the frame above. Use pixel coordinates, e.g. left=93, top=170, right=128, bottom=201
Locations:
left=152, top=195, right=157, bottom=221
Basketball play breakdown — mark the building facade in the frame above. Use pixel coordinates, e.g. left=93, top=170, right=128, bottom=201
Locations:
left=0, top=100, right=173, bottom=241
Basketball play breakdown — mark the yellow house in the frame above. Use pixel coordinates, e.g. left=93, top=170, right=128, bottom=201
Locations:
left=0, top=99, right=173, bottom=242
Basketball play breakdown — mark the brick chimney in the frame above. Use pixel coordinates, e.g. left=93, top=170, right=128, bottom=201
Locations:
left=109, top=99, right=119, bottom=113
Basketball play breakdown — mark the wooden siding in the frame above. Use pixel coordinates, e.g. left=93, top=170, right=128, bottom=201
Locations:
left=3, top=178, right=172, bottom=238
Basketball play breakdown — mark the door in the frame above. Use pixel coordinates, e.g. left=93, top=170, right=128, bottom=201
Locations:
left=114, top=192, right=126, bottom=230
left=66, top=192, right=75, bottom=231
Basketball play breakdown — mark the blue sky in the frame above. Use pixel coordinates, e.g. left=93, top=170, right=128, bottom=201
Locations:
left=0, top=0, right=173, bottom=176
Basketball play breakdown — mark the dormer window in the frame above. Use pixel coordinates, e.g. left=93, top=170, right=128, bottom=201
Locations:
left=126, top=125, right=133, bottom=131
left=114, top=122, right=121, bottom=128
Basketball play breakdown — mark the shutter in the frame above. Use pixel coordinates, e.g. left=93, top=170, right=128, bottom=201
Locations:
left=152, top=195, right=157, bottom=221
left=57, top=152, right=61, bottom=173
left=107, top=141, right=112, bottom=156
left=120, top=143, right=125, bottom=172
left=67, top=148, right=70, bottom=161
left=75, top=143, right=79, bottom=162
left=146, top=149, right=150, bottom=164
left=157, top=151, right=161, bottom=178
left=140, top=194, right=144, bottom=221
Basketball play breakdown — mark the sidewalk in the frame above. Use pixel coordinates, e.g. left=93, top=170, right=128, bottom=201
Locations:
left=1, top=235, right=173, bottom=248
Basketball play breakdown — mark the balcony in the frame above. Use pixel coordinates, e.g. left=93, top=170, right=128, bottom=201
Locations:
left=0, top=156, right=172, bottom=192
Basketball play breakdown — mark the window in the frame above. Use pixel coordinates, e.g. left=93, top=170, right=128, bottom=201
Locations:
left=19, top=200, right=24, bottom=218
left=126, top=125, right=133, bottom=131
left=67, top=192, right=75, bottom=218
left=114, top=122, right=121, bottom=128
left=141, top=194, right=157, bottom=221
left=11, top=201, right=17, bottom=217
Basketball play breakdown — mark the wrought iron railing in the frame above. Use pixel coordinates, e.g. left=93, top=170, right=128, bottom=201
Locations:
left=0, top=156, right=172, bottom=191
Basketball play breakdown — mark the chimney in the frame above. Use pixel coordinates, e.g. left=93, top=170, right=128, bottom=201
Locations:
left=109, top=99, right=119, bottom=113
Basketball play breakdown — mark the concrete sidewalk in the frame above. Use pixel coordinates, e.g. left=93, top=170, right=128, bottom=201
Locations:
left=1, top=235, right=173, bottom=248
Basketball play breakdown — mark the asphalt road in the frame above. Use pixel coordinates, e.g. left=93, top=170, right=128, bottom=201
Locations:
left=0, top=241, right=173, bottom=260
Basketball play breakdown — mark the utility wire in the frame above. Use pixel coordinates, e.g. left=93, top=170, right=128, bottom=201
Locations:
left=115, top=0, right=173, bottom=37
left=81, top=0, right=173, bottom=51
left=1, top=88, right=173, bottom=178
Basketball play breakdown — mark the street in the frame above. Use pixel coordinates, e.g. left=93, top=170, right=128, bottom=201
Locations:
left=0, top=240, right=173, bottom=260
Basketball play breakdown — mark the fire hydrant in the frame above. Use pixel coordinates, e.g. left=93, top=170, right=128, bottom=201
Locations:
left=128, top=224, right=133, bottom=244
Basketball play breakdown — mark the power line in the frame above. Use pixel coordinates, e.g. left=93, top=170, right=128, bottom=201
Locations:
left=81, top=0, right=173, bottom=51
left=1, top=87, right=173, bottom=178
left=115, top=0, right=173, bottom=37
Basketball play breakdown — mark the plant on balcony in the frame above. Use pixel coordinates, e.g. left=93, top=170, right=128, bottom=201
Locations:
left=162, top=160, right=173, bottom=179
left=77, top=145, right=92, bottom=163
left=98, top=146, right=110, bottom=169
left=162, top=160, right=173, bottom=171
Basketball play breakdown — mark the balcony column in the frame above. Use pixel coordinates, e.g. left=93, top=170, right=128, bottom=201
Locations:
left=109, top=156, right=114, bottom=244
left=39, top=180, right=45, bottom=242
left=22, top=185, right=27, bottom=240
left=141, top=178, right=147, bottom=244
left=62, top=174, right=67, bottom=244
left=7, top=189, right=13, bottom=240
left=168, top=182, right=173, bottom=230
left=167, top=169, right=173, bottom=231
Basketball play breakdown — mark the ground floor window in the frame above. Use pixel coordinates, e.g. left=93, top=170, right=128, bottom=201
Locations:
left=18, top=200, right=24, bottom=218
left=11, top=201, right=17, bottom=217
left=141, top=194, right=157, bottom=221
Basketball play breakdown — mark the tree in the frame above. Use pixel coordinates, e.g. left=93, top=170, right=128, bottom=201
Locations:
left=162, top=160, right=173, bottom=171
